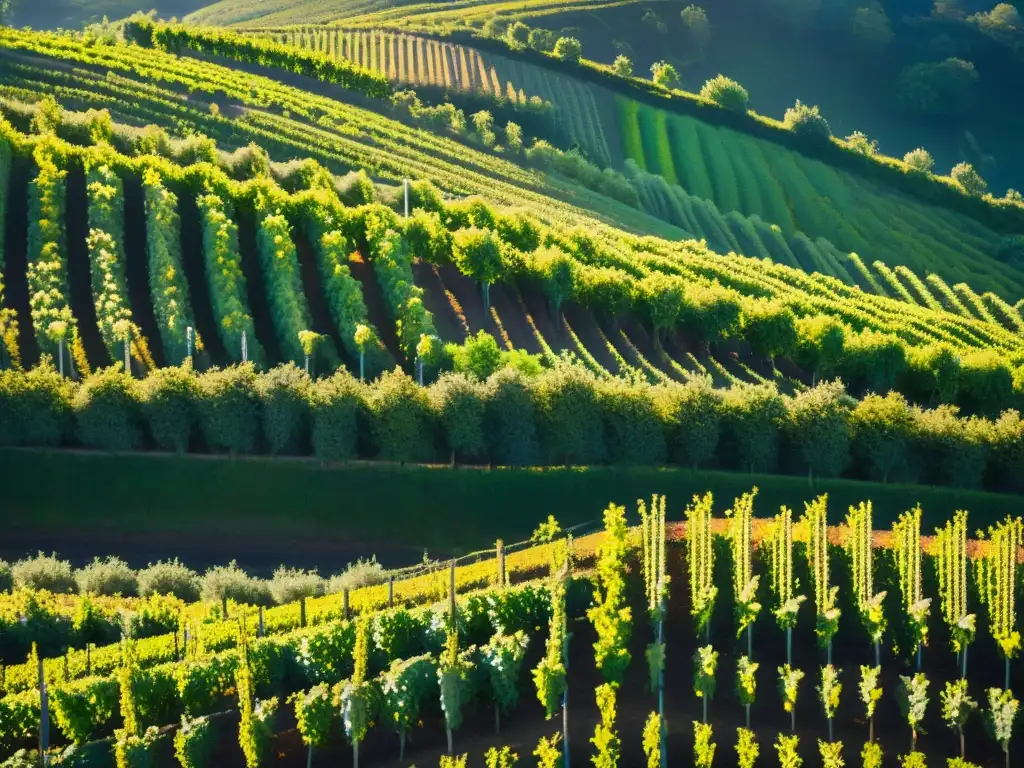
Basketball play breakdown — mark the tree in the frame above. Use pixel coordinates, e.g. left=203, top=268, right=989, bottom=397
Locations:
left=845, top=501, right=887, bottom=663
left=987, top=687, right=1019, bottom=768
left=612, top=55, right=633, bottom=77
left=898, top=59, right=978, bottom=116
left=686, top=493, right=717, bottom=641
left=380, top=655, right=434, bottom=760
left=482, top=631, right=529, bottom=733
left=591, top=684, right=619, bottom=768
left=291, top=684, right=332, bottom=768
left=588, top=503, right=632, bottom=686
left=951, top=162, right=987, bottom=197
left=693, top=645, right=718, bottom=723
left=903, top=148, right=934, bottom=174
left=438, top=626, right=476, bottom=755
left=861, top=742, right=883, bottom=768
left=699, top=75, right=749, bottom=112
left=681, top=5, right=711, bottom=49
left=852, top=3, right=893, bottom=48
left=976, top=517, right=1023, bottom=686
left=802, top=495, right=841, bottom=660
left=736, top=728, right=758, bottom=768
left=727, top=489, right=760, bottom=651
left=339, top=615, right=375, bottom=768
left=553, top=37, right=582, bottom=63
left=353, top=324, right=373, bottom=381
left=485, top=746, right=519, bottom=768
left=818, top=665, right=842, bottom=742
left=506, top=21, right=530, bottom=50
left=735, top=656, right=758, bottom=728
left=471, top=110, right=497, bottom=147
left=859, top=666, right=882, bottom=743
left=940, top=679, right=976, bottom=759
left=650, top=61, right=680, bottom=89
left=452, top=228, right=503, bottom=309
left=897, top=673, right=930, bottom=752
left=775, top=734, right=802, bottom=768
left=783, top=100, right=831, bottom=140
left=892, top=507, right=931, bottom=666
left=693, top=722, right=715, bottom=768
left=764, top=506, right=806, bottom=663
left=534, top=733, right=563, bottom=768
left=845, top=131, right=878, bottom=156
left=642, top=712, right=661, bottom=768
left=778, top=665, right=805, bottom=732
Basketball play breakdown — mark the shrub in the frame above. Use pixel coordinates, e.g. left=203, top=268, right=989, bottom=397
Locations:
left=611, top=55, right=633, bottom=77
left=174, top=716, right=213, bottom=768
left=785, top=382, right=851, bottom=480
left=13, top=552, right=77, bottom=593
left=849, top=392, right=916, bottom=483
left=197, top=364, right=260, bottom=454
left=597, top=380, right=667, bottom=465
left=0, top=361, right=74, bottom=447
left=657, top=380, right=721, bottom=468
left=483, top=367, right=540, bottom=466
left=989, top=410, right=1024, bottom=492
left=742, top=299, right=796, bottom=360
left=528, top=28, right=555, bottom=52
left=448, top=330, right=504, bottom=380
left=310, top=371, right=363, bottom=462
left=0, top=561, right=11, bottom=593
left=915, top=405, right=988, bottom=489
left=325, top=557, right=387, bottom=594
left=74, top=366, right=144, bottom=451
left=721, top=384, right=786, bottom=473
left=139, top=363, right=198, bottom=453
left=124, top=594, right=183, bottom=639
left=201, top=562, right=271, bottom=608
left=681, top=5, right=712, bottom=48
left=950, top=162, right=987, bottom=196
left=269, top=567, right=323, bottom=605
left=845, top=131, right=878, bottom=156
left=138, top=559, right=200, bottom=602
left=839, top=329, right=907, bottom=394
left=75, top=557, right=138, bottom=597
left=958, top=349, right=1013, bottom=415
left=506, top=21, right=530, bottom=50
left=114, top=726, right=161, bottom=768
left=533, top=364, right=606, bottom=465
left=257, top=364, right=312, bottom=456
left=903, top=148, right=934, bottom=174
left=700, top=75, right=748, bottom=112
left=553, top=37, right=582, bottom=63
left=366, top=368, right=437, bottom=462
left=431, top=372, right=487, bottom=463
left=650, top=61, right=680, bottom=89
left=898, top=58, right=978, bottom=116
left=783, top=100, right=831, bottom=140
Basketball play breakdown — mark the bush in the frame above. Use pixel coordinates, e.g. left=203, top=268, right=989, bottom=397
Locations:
left=651, top=61, right=680, bottom=89
left=783, top=100, right=831, bottom=141
left=13, top=552, right=77, bottom=593
left=366, top=368, right=437, bottom=462
left=197, top=364, right=260, bottom=454
left=528, top=28, right=555, bottom=52
left=174, top=715, right=213, bottom=768
left=325, top=557, right=388, bottom=593
left=845, top=131, right=878, bottom=156
left=721, top=384, right=786, bottom=473
left=785, top=382, right=851, bottom=480
left=597, top=380, right=667, bottom=464
left=849, top=392, right=916, bottom=483
left=958, top=350, right=1013, bottom=416
left=269, top=567, right=324, bottom=605
left=700, top=75, right=748, bottom=112
left=200, top=562, right=271, bottom=608
left=533, top=364, right=606, bottom=465
left=989, top=410, right=1024, bottom=492
left=611, top=55, right=633, bottom=77
left=682, top=5, right=712, bottom=48
left=310, top=371, right=363, bottom=462
left=0, top=561, right=11, bottom=593
left=898, top=58, right=978, bottom=116
left=553, top=37, right=582, bottom=63
left=915, top=405, right=988, bottom=489
left=483, top=367, right=540, bottom=466
left=114, top=725, right=161, bottom=768
left=741, top=299, right=796, bottom=360
left=448, top=330, right=504, bottom=380
left=506, top=21, right=530, bottom=50
left=657, top=380, right=721, bottom=468
left=903, top=148, right=934, bottom=174
left=257, top=364, right=312, bottom=455
left=74, top=366, right=144, bottom=451
left=75, top=557, right=138, bottom=597
left=0, top=361, right=74, bottom=447
left=838, top=330, right=907, bottom=394
left=431, top=372, right=487, bottom=463
left=138, top=559, right=200, bottom=602
left=950, top=162, right=987, bottom=197
left=139, top=364, right=198, bottom=453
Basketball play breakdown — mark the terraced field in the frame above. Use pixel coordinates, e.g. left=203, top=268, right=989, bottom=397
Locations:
left=262, top=24, right=1024, bottom=304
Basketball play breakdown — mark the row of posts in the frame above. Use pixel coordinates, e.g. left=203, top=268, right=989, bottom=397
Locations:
left=28, top=541, right=513, bottom=765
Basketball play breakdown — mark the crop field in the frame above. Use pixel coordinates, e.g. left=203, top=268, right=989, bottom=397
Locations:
left=254, top=23, right=1024, bottom=304
left=1, top=491, right=1022, bottom=768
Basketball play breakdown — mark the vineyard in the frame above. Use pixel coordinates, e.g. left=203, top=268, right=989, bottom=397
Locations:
left=1, top=492, right=1023, bottom=768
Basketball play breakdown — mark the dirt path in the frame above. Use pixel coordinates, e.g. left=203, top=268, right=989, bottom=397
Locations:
left=348, top=251, right=403, bottom=363
left=293, top=225, right=348, bottom=371
left=123, top=173, right=167, bottom=368
left=563, top=302, right=619, bottom=373
left=412, top=260, right=467, bottom=343
left=177, top=182, right=229, bottom=367
left=2, top=155, right=38, bottom=367
left=490, top=283, right=540, bottom=354
left=236, top=205, right=283, bottom=365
